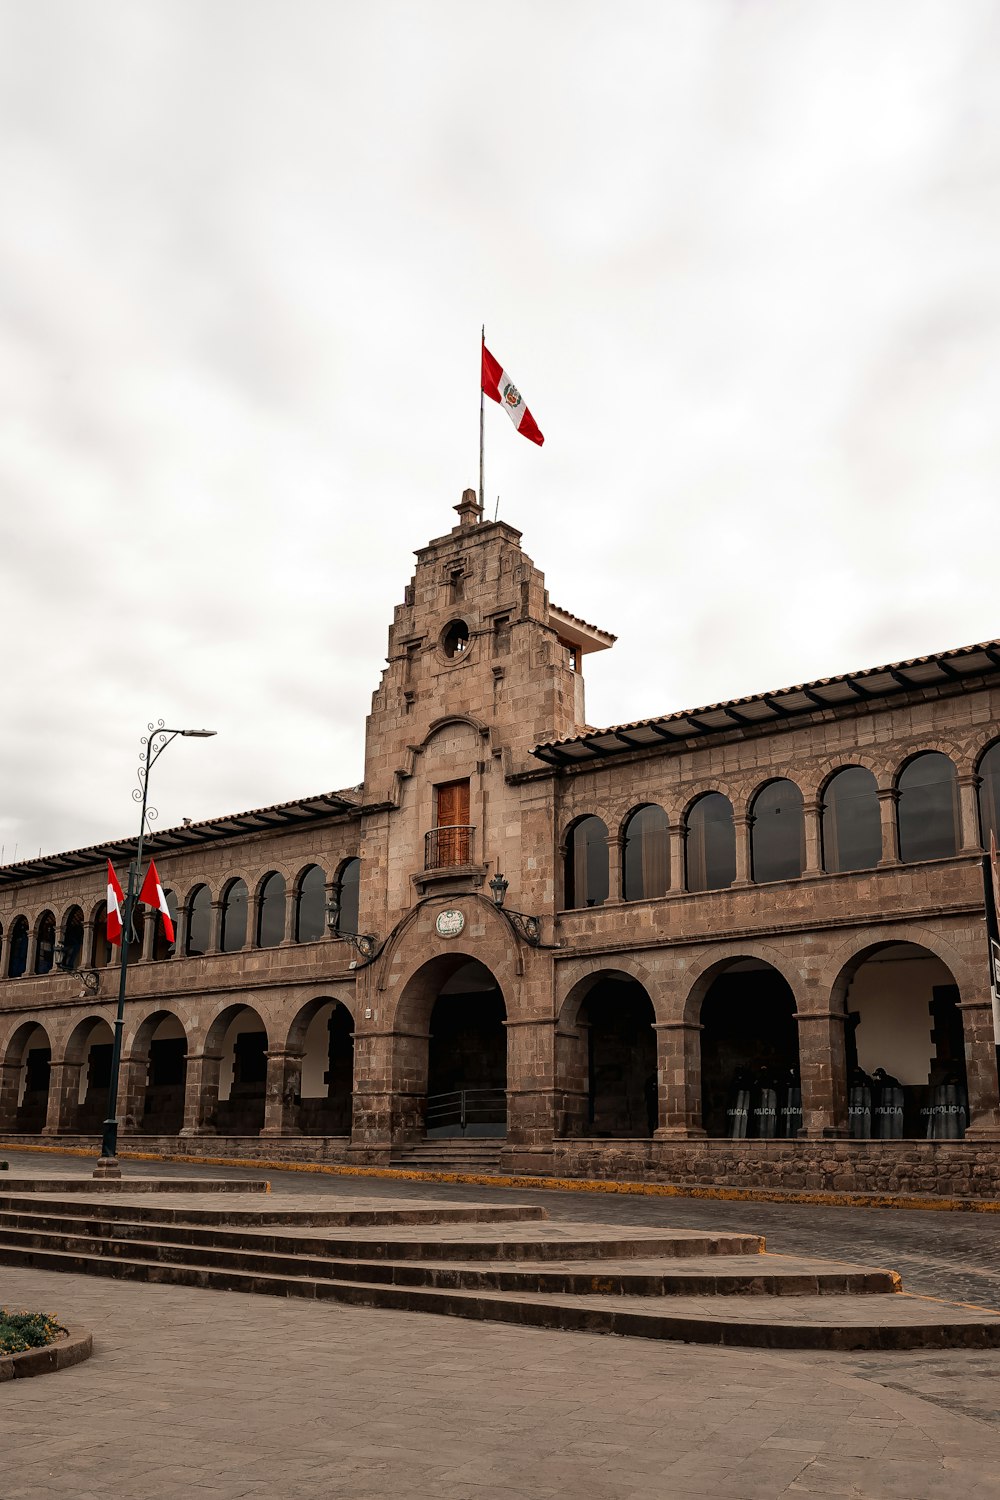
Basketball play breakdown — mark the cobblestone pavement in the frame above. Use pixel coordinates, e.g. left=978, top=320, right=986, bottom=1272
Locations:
left=4, top=1261, right=1000, bottom=1500
left=3, top=1147, right=1000, bottom=1496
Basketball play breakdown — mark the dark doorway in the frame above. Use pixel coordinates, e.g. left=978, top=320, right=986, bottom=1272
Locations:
left=700, top=962, right=801, bottom=1138
left=297, top=1002, right=355, bottom=1135
left=426, top=960, right=506, bottom=1137
left=583, top=977, right=657, bottom=1137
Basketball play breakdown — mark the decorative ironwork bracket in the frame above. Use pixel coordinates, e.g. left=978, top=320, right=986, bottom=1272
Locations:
left=498, top=908, right=542, bottom=946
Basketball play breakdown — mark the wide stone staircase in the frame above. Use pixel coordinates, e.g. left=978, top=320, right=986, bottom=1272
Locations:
left=389, top=1140, right=505, bottom=1174
left=1, top=1177, right=999, bottom=1350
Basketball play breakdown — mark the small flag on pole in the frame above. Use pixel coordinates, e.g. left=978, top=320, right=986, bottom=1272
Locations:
left=139, top=859, right=175, bottom=944
left=107, top=860, right=125, bottom=946
left=481, top=341, right=544, bottom=446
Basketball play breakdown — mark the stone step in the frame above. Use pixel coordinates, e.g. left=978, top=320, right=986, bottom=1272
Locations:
left=0, top=1208, right=762, bottom=1262
left=0, top=1177, right=268, bottom=1195
left=0, top=1223, right=897, bottom=1295
left=0, top=1238, right=993, bottom=1350
left=0, top=1193, right=546, bottom=1229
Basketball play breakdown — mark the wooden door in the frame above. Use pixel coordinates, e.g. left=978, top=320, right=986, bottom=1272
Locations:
left=435, top=780, right=470, bottom=865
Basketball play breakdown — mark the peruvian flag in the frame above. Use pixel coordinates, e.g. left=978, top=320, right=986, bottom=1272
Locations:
left=139, top=859, right=175, bottom=944
left=481, top=341, right=544, bottom=446
left=107, top=860, right=125, bottom=946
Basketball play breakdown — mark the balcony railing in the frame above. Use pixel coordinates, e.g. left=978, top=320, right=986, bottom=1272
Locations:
left=424, top=824, right=475, bottom=870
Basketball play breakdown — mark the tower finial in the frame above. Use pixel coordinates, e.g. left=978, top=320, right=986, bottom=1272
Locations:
left=454, top=488, right=483, bottom=529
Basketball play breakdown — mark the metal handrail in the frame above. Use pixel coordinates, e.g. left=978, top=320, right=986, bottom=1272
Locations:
left=424, top=825, right=475, bottom=870
left=425, top=1086, right=506, bottom=1134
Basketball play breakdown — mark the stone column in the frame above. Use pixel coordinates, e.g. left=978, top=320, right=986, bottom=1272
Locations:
left=605, top=835, right=623, bottom=903
left=283, top=887, right=299, bottom=944
left=173, top=905, right=190, bottom=959
left=653, top=1021, right=704, bottom=1137
left=141, top=915, right=156, bottom=962
left=25, top=930, right=39, bottom=976
left=179, top=1052, right=222, bottom=1134
left=0, top=1061, right=22, bottom=1130
left=802, top=797, right=823, bottom=875
left=43, top=1061, right=80, bottom=1135
left=81, top=919, right=96, bottom=969
left=209, top=900, right=225, bottom=953
left=877, top=787, right=900, bottom=865
left=733, top=814, right=752, bottom=885
left=349, top=1027, right=395, bottom=1154
left=116, top=1055, right=149, bottom=1133
left=960, top=992, right=1000, bottom=1138
left=669, top=824, right=686, bottom=892
left=796, top=1003, right=849, bottom=1138
left=261, top=1050, right=303, bottom=1136
left=958, top=773, right=983, bottom=854
left=505, top=1017, right=557, bottom=1146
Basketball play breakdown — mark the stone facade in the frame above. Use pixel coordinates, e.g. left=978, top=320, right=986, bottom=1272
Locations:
left=2, top=492, right=999, bottom=1196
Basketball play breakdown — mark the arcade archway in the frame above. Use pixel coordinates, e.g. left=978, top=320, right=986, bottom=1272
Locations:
left=699, top=960, right=801, bottom=1138
left=557, top=973, right=657, bottom=1137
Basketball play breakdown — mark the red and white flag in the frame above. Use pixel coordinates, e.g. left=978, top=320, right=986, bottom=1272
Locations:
left=481, top=341, right=544, bottom=446
left=107, top=860, right=125, bottom=946
left=139, top=859, right=175, bottom=944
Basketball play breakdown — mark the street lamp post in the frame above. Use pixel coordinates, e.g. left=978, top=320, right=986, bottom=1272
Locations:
left=95, top=721, right=216, bottom=1178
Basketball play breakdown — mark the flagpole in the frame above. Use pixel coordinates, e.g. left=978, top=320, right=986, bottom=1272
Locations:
left=479, top=325, right=485, bottom=513
left=95, top=722, right=216, bottom=1177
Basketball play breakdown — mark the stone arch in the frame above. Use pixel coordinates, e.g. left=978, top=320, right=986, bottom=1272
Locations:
left=557, top=953, right=664, bottom=1027
left=0, top=1019, right=53, bottom=1132
left=203, top=1002, right=269, bottom=1136
left=829, top=936, right=971, bottom=1139
left=677, top=780, right=738, bottom=822
left=59, top=1015, right=115, bottom=1132
left=122, top=1008, right=189, bottom=1135
left=681, top=940, right=804, bottom=1025
left=691, top=953, right=802, bottom=1139
left=561, top=813, right=610, bottom=909
left=555, top=967, right=658, bottom=1138
left=284, top=995, right=355, bottom=1135
left=390, top=952, right=507, bottom=1142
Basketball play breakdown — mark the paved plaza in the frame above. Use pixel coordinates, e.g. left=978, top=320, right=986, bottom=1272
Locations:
left=3, top=1151, right=1000, bottom=1497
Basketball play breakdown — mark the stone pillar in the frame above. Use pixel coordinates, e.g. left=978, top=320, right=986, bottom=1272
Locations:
left=141, top=915, right=156, bottom=962
left=210, top=900, right=225, bottom=954
left=733, top=814, right=752, bottom=885
left=877, top=787, right=900, bottom=865
left=505, top=1018, right=557, bottom=1146
left=261, top=1050, right=303, bottom=1136
left=554, top=1018, right=589, bottom=1137
left=958, top=773, right=983, bottom=854
left=116, top=1054, right=149, bottom=1133
left=81, top=919, right=96, bottom=968
left=605, top=835, right=623, bottom=903
left=669, top=824, right=686, bottom=893
left=0, top=1061, right=21, bottom=1130
left=349, top=1027, right=395, bottom=1154
left=653, top=1021, right=704, bottom=1138
left=796, top=1004, right=849, bottom=1138
left=25, top=930, right=39, bottom=976
left=179, top=1052, right=222, bottom=1135
left=802, top=797, right=823, bottom=875
left=174, top=905, right=190, bottom=959
left=960, top=992, right=1000, bottom=1138
left=43, top=1061, right=81, bottom=1135
left=283, top=887, right=299, bottom=944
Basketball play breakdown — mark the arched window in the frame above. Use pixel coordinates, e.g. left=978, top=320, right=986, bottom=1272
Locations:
left=897, top=752, right=959, bottom=863
left=221, top=879, right=248, bottom=953
left=622, top=805, right=669, bottom=901
left=92, top=904, right=113, bottom=967
left=7, top=916, right=28, bottom=978
left=61, top=907, right=85, bottom=971
left=295, top=865, right=327, bottom=942
left=563, top=817, right=609, bottom=909
left=977, top=743, right=1000, bottom=850
left=822, top=767, right=881, bottom=873
left=152, top=891, right=178, bottom=961
left=186, top=885, right=213, bottom=957
left=34, top=912, right=56, bottom=975
left=750, top=780, right=804, bottom=884
left=256, top=873, right=286, bottom=948
left=333, top=858, right=361, bottom=936
left=685, top=793, right=736, bottom=892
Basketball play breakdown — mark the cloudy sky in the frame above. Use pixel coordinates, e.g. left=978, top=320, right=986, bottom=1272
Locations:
left=2, top=0, right=999, bottom=860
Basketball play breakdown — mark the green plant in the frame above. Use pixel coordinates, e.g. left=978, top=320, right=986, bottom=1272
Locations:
left=0, top=1309, right=66, bottom=1355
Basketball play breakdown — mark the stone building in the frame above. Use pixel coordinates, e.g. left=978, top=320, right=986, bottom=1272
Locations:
left=2, top=491, right=1000, bottom=1195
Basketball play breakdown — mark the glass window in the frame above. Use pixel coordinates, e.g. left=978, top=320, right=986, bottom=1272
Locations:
left=92, top=904, right=113, bottom=967
left=221, top=880, right=248, bottom=953
left=622, top=805, right=669, bottom=901
left=62, top=907, right=84, bottom=971
left=335, top=859, right=361, bottom=936
left=897, top=752, right=959, bottom=863
left=822, top=767, right=881, bottom=872
left=750, top=780, right=805, bottom=883
left=256, top=873, right=286, bottom=947
left=977, top=743, right=1000, bottom=850
left=186, top=885, right=213, bottom=957
left=296, top=865, right=327, bottom=942
left=685, top=793, right=736, bottom=892
left=7, top=917, right=28, bottom=977
left=34, top=912, right=56, bottom=975
left=563, top=817, right=609, bottom=909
